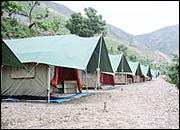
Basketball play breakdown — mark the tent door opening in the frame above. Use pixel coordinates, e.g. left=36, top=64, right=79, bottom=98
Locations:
left=50, top=66, right=82, bottom=96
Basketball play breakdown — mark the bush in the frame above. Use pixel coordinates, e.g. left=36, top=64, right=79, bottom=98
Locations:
left=166, top=54, right=179, bottom=88
left=36, top=21, right=50, bottom=31
left=1, top=17, right=41, bottom=39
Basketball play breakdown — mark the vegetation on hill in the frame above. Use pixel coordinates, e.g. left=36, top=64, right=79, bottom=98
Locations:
left=1, top=1, right=69, bottom=39
left=0, top=1, right=166, bottom=69
left=2, top=1, right=179, bottom=88
left=1, top=1, right=42, bottom=39
left=160, top=54, right=179, bottom=88
left=1, top=16, right=41, bottom=39
left=65, top=7, right=107, bottom=37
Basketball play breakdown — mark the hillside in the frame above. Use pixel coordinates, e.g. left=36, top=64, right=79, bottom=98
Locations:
left=42, top=1, right=74, bottom=18
left=15, top=1, right=71, bottom=35
left=106, top=24, right=171, bottom=65
left=2, top=1, right=177, bottom=66
left=107, top=24, right=134, bottom=43
left=136, top=24, right=179, bottom=56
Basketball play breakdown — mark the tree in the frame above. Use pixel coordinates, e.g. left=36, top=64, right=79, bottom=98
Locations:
left=65, top=13, right=87, bottom=37
left=128, top=55, right=137, bottom=62
left=110, top=47, right=114, bottom=54
left=1, top=1, right=22, bottom=18
left=65, top=7, right=106, bottom=37
left=167, top=54, right=179, bottom=88
left=51, top=17, right=61, bottom=33
left=117, top=44, right=128, bottom=56
left=35, top=7, right=49, bottom=20
left=84, top=7, right=107, bottom=36
left=19, top=1, right=49, bottom=28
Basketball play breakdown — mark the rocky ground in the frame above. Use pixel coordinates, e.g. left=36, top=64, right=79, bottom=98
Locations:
left=1, top=77, right=179, bottom=129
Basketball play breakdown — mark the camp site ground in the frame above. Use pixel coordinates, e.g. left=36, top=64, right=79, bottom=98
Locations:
left=1, top=76, right=179, bottom=129
left=1, top=35, right=179, bottom=129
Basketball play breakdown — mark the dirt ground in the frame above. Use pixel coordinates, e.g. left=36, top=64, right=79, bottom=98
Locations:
left=1, top=77, right=179, bottom=129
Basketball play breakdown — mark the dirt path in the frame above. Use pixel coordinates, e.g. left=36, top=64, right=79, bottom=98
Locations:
left=1, top=77, right=179, bottom=129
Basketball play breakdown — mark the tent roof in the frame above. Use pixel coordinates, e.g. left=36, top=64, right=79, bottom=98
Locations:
left=147, top=67, right=152, bottom=77
left=128, top=61, right=142, bottom=76
left=141, top=65, right=152, bottom=77
left=2, top=40, right=24, bottom=68
left=109, top=54, right=122, bottom=72
left=140, top=65, right=148, bottom=76
left=151, top=69, right=157, bottom=77
left=4, top=35, right=113, bottom=72
left=109, top=54, right=132, bottom=73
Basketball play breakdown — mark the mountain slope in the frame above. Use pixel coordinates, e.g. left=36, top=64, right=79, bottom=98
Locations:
left=107, top=24, right=134, bottom=43
left=42, top=1, right=74, bottom=18
left=5, top=1, right=176, bottom=66
left=136, top=24, right=179, bottom=56
left=106, top=24, right=171, bottom=65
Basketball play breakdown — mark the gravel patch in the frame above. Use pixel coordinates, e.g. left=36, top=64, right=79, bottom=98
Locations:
left=1, top=77, right=179, bottom=129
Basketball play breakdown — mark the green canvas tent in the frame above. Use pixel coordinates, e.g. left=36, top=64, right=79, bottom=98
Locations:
left=151, top=69, right=158, bottom=78
left=2, top=35, right=113, bottom=102
left=2, top=40, right=23, bottom=68
left=109, top=54, right=132, bottom=84
left=109, top=54, right=132, bottom=73
left=141, top=65, right=152, bottom=81
left=128, top=61, right=142, bottom=76
left=128, top=61, right=143, bottom=83
left=156, top=70, right=161, bottom=76
left=2, top=40, right=24, bottom=98
left=4, top=35, right=113, bottom=72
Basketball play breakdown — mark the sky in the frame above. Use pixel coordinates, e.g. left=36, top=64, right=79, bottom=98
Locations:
left=52, top=1, right=179, bottom=35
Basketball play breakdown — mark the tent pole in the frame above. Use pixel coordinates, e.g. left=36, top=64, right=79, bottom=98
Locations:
left=96, top=36, right=102, bottom=90
left=1, top=65, right=4, bottom=88
left=47, top=66, right=51, bottom=103
left=96, top=68, right=100, bottom=90
left=122, top=54, right=124, bottom=84
left=85, top=70, right=88, bottom=93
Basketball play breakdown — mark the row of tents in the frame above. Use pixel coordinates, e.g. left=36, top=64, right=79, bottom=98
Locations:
left=1, top=34, right=160, bottom=102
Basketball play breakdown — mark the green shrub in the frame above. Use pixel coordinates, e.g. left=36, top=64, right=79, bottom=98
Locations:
left=1, top=17, right=41, bottom=39
left=36, top=21, right=50, bottom=31
left=166, top=54, right=179, bottom=88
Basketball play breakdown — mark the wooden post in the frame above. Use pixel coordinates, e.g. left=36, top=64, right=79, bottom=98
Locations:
left=1, top=65, right=4, bottom=88
left=47, top=66, right=51, bottom=103
left=96, top=36, right=102, bottom=90
left=96, top=68, right=100, bottom=90
left=85, top=70, right=88, bottom=93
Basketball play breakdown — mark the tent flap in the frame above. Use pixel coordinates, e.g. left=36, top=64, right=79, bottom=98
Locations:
left=87, top=37, right=113, bottom=73
left=2, top=40, right=24, bottom=68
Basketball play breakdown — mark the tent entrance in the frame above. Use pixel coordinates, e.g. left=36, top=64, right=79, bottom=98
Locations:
left=127, top=74, right=134, bottom=84
left=100, top=73, right=115, bottom=85
left=50, top=66, right=83, bottom=97
left=140, top=75, right=146, bottom=82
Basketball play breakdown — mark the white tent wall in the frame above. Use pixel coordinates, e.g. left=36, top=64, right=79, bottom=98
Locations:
left=126, top=75, right=141, bottom=84
left=115, top=74, right=127, bottom=85
left=134, top=75, right=141, bottom=83
left=127, top=76, right=133, bottom=84
left=81, top=71, right=97, bottom=89
left=146, top=77, right=151, bottom=81
left=1, top=63, right=49, bottom=97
